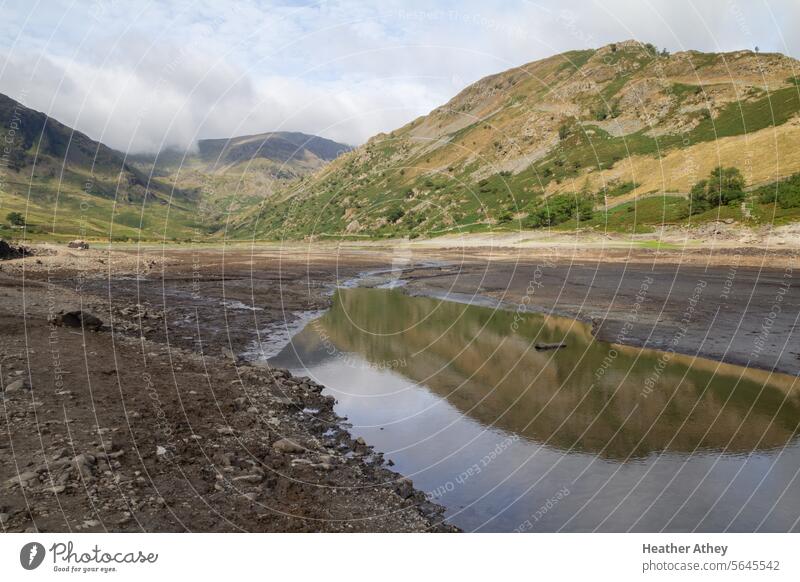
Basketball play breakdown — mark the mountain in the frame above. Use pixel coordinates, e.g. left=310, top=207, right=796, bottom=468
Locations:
left=0, top=94, right=349, bottom=240
left=128, top=132, right=351, bottom=220
left=0, top=93, right=204, bottom=240
left=197, top=132, right=350, bottom=167
left=230, top=41, right=800, bottom=239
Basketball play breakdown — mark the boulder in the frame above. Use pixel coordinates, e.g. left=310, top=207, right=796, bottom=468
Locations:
left=0, top=239, right=28, bottom=260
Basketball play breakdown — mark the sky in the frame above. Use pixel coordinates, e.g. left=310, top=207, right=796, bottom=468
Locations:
left=0, top=0, right=798, bottom=153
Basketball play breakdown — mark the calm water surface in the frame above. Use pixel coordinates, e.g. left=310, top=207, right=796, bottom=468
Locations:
left=269, top=288, right=800, bottom=532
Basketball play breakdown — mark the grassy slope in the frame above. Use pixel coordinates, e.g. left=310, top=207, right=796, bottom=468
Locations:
left=227, top=44, right=800, bottom=240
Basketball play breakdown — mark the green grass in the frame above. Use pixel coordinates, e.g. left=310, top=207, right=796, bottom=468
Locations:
left=562, top=195, right=689, bottom=233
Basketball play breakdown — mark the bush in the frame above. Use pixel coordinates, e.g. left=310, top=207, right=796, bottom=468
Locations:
left=689, top=167, right=745, bottom=214
left=525, top=194, right=594, bottom=228
left=6, top=212, right=25, bottom=226
left=497, top=211, right=513, bottom=224
left=386, top=207, right=405, bottom=223
left=757, top=173, right=800, bottom=209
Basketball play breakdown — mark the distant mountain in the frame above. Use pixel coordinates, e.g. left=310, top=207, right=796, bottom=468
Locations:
left=131, top=131, right=350, bottom=172
left=197, top=132, right=350, bottom=167
left=0, top=93, right=206, bottom=240
left=127, top=131, right=351, bottom=219
left=0, top=93, right=348, bottom=240
left=230, top=41, right=800, bottom=239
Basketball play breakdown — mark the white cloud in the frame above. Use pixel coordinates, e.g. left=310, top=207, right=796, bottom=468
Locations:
left=0, top=0, right=797, bottom=153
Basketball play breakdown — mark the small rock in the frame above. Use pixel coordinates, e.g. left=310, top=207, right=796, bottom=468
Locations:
left=395, top=477, right=415, bottom=499
left=5, top=471, right=37, bottom=488
left=4, top=378, right=30, bottom=393
left=246, top=406, right=259, bottom=414
left=232, top=474, right=262, bottom=484
left=272, top=438, right=305, bottom=454
left=216, top=426, right=235, bottom=436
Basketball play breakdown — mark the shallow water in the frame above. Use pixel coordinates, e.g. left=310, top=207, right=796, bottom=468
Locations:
left=269, top=288, right=800, bottom=532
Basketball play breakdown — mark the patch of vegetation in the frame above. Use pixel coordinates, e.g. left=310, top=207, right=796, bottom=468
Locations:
left=756, top=172, right=800, bottom=209
left=601, top=181, right=637, bottom=198
left=688, top=167, right=746, bottom=215
left=6, top=211, right=25, bottom=226
left=525, top=193, right=594, bottom=228
left=573, top=196, right=689, bottom=233
left=559, top=49, right=596, bottom=72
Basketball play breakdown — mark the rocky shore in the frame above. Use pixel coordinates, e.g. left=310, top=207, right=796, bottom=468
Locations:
left=0, top=245, right=454, bottom=532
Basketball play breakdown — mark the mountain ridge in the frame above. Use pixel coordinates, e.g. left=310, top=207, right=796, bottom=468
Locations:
left=0, top=93, right=349, bottom=239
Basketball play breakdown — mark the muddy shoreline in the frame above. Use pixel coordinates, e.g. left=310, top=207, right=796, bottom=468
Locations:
left=397, top=255, right=799, bottom=376
left=2, top=242, right=798, bottom=533
left=0, top=246, right=455, bottom=532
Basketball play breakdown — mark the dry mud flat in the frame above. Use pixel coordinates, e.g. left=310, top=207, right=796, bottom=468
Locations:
left=0, top=245, right=453, bottom=532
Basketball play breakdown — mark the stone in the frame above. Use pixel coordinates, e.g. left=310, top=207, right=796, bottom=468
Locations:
left=4, top=378, right=30, bottom=392
left=232, top=474, right=262, bottom=484
left=50, top=310, right=103, bottom=331
left=272, top=438, right=305, bottom=454
left=395, top=477, right=415, bottom=499
left=5, top=471, right=38, bottom=488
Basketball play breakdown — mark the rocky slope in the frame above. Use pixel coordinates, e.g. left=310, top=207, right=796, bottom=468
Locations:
left=230, top=41, right=800, bottom=239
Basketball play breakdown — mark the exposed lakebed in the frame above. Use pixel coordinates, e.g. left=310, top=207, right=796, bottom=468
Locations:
left=268, top=286, right=800, bottom=532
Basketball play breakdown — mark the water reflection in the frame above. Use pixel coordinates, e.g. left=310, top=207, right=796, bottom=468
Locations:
left=270, top=288, right=800, bottom=532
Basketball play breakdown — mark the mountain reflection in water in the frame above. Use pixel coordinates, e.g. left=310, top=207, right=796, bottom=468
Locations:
left=270, top=288, right=800, bottom=532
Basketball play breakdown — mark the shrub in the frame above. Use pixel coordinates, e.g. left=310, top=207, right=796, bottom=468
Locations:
left=6, top=212, right=25, bottom=226
left=525, top=194, right=594, bottom=228
left=689, top=167, right=745, bottom=214
left=386, top=207, right=405, bottom=223
left=757, top=173, right=800, bottom=209
left=497, top=211, right=513, bottom=224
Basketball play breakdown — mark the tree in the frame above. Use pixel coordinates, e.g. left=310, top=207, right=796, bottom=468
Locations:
left=754, top=46, right=760, bottom=53
left=525, top=194, right=594, bottom=228
left=689, top=167, right=746, bottom=214
left=6, top=212, right=25, bottom=227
